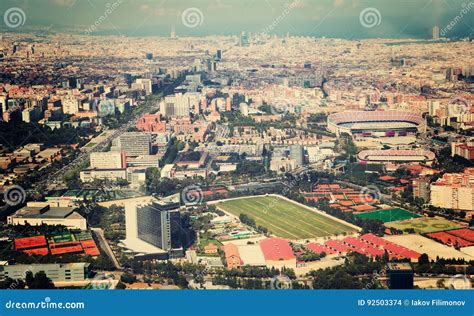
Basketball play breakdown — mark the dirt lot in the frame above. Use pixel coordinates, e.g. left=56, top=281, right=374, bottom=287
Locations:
left=384, top=234, right=474, bottom=260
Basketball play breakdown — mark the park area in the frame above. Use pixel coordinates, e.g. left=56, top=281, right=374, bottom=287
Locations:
left=215, top=195, right=358, bottom=239
left=385, top=217, right=463, bottom=233
left=354, top=208, right=420, bottom=223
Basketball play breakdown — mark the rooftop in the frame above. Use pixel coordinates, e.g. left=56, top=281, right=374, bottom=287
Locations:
left=12, top=206, right=78, bottom=219
left=259, top=238, right=295, bottom=261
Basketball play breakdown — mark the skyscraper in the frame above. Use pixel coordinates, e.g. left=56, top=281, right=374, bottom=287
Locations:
left=432, top=26, right=440, bottom=40
left=170, top=26, right=176, bottom=39
left=121, top=198, right=182, bottom=255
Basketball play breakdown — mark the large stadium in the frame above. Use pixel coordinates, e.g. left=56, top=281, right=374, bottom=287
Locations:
left=327, top=110, right=426, bottom=137
left=357, top=149, right=436, bottom=163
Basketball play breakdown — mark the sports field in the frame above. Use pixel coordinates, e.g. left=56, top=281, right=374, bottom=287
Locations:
left=216, top=195, right=357, bottom=239
left=354, top=208, right=420, bottom=223
left=385, top=217, right=463, bottom=233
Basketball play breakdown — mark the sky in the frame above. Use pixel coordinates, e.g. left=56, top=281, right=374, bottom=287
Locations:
left=0, top=0, right=473, bottom=38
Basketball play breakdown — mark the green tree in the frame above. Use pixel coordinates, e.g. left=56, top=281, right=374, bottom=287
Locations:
left=436, top=278, right=446, bottom=289
left=26, top=271, right=55, bottom=289
left=418, top=253, right=430, bottom=265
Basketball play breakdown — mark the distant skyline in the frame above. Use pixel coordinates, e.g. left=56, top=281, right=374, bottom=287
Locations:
left=0, top=0, right=472, bottom=39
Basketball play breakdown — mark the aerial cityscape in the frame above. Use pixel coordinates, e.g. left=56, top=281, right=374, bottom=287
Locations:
left=0, top=0, right=473, bottom=292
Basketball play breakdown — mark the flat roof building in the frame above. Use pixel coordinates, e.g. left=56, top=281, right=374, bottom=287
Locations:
left=116, top=132, right=151, bottom=157
left=7, top=204, right=86, bottom=230
left=0, top=262, right=91, bottom=283
left=90, top=151, right=125, bottom=169
left=259, top=238, right=296, bottom=270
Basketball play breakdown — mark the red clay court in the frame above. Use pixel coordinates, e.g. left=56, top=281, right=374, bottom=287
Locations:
left=427, top=231, right=474, bottom=248
left=13, top=233, right=100, bottom=257
left=445, top=228, right=474, bottom=242
left=14, top=236, right=47, bottom=250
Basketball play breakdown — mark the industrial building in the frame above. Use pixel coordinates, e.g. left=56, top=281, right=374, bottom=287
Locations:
left=7, top=204, right=87, bottom=230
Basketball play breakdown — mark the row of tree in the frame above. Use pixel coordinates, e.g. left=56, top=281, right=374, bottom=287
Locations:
left=239, top=213, right=268, bottom=234
left=0, top=271, right=54, bottom=289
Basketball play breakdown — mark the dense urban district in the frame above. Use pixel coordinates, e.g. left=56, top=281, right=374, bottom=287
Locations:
left=0, top=30, right=473, bottom=290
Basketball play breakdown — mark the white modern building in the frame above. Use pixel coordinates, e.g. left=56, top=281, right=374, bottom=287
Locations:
left=120, top=196, right=182, bottom=256
left=80, top=168, right=127, bottom=183
left=0, top=262, right=91, bottom=283
left=90, top=151, right=125, bottom=169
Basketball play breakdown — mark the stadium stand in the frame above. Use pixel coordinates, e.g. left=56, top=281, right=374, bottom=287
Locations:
left=327, top=110, right=425, bottom=136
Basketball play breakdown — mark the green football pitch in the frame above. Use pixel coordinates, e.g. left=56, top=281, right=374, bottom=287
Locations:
left=216, top=195, right=357, bottom=239
left=354, top=208, right=420, bottom=223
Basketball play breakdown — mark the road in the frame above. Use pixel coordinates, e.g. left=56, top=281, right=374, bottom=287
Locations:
left=92, top=227, right=122, bottom=270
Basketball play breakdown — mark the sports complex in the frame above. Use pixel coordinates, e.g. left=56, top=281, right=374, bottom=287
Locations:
left=327, top=110, right=426, bottom=137
left=357, top=149, right=436, bottom=163
left=215, top=195, right=359, bottom=240
left=354, top=208, right=420, bottom=223
left=385, top=217, right=463, bottom=234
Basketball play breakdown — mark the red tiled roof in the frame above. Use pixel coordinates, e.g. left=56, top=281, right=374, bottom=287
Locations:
left=260, top=238, right=295, bottom=261
left=379, top=175, right=396, bottom=181
left=325, top=239, right=351, bottom=253
left=306, top=243, right=336, bottom=255
left=361, top=233, right=420, bottom=259
left=221, top=244, right=242, bottom=262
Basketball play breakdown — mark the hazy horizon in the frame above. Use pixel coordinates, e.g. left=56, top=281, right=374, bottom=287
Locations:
left=0, top=0, right=473, bottom=39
